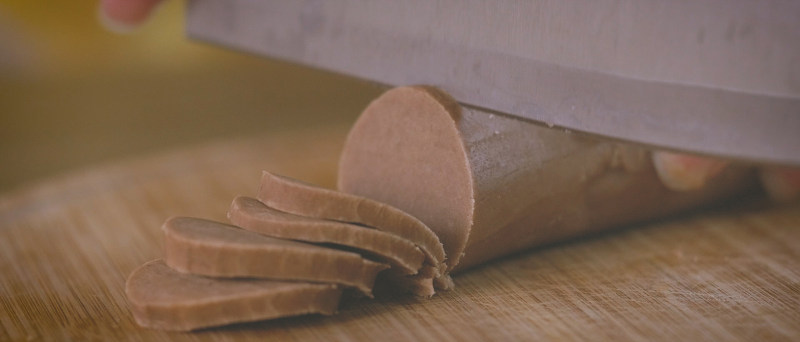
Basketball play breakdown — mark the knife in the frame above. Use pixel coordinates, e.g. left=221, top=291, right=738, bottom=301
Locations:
left=186, top=0, right=800, bottom=166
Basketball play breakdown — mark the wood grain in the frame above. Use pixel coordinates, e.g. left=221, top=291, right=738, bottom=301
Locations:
left=1, top=126, right=798, bottom=341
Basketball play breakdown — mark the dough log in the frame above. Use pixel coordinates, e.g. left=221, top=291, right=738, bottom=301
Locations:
left=338, top=86, right=758, bottom=272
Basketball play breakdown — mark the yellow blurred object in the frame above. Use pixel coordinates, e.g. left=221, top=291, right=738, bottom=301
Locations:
left=1, top=1, right=216, bottom=75
left=0, top=1, right=380, bottom=193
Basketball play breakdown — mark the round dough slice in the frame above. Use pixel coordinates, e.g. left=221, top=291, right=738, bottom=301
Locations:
left=126, top=260, right=342, bottom=331
left=228, top=196, right=425, bottom=276
left=257, top=171, right=446, bottom=272
left=163, top=216, right=387, bottom=296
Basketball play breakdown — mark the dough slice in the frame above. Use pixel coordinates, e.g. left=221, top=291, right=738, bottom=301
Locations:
left=376, top=264, right=454, bottom=298
left=163, top=217, right=387, bottom=296
left=126, top=260, right=342, bottom=331
left=257, top=171, right=446, bottom=272
left=228, top=196, right=424, bottom=276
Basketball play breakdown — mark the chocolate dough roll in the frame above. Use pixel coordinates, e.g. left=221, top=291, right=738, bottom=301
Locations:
left=338, top=86, right=758, bottom=272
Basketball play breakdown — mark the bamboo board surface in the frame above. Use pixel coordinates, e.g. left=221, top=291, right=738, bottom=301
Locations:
left=1, top=125, right=799, bottom=341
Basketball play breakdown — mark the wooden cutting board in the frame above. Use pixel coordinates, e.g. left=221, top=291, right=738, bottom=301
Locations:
left=1, top=125, right=798, bottom=341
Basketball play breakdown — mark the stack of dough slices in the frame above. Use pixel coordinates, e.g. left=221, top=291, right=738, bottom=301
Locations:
left=126, top=171, right=449, bottom=331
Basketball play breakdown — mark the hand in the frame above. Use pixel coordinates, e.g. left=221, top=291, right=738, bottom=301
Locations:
left=653, top=151, right=800, bottom=202
left=98, top=0, right=165, bottom=33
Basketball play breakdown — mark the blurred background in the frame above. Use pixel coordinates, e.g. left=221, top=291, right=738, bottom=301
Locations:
left=0, top=1, right=382, bottom=193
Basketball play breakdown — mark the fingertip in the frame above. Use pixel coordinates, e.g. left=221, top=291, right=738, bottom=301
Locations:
left=652, top=151, right=729, bottom=191
left=760, top=167, right=800, bottom=203
left=98, top=0, right=165, bottom=34
left=97, top=4, right=138, bottom=34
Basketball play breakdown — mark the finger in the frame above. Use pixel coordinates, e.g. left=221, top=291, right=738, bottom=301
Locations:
left=759, top=167, right=800, bottom=202
left=652, top=151, right=729, bottom=191
left=98, top=0, right=166, bottom=33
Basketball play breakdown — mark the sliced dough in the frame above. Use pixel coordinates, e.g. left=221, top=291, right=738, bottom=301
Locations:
left=163, top=217, right=387, bottom=296
left=377, top=272, right=435, bottom=298
left=256, top=171, right=446, bottom=271
left=126, top=260, right=342, bottom=331
left=227, top=196, right=424, bottom=276
left=376, top=264, right=453, bottom=298
left=338, top=86, right=758, bottom=272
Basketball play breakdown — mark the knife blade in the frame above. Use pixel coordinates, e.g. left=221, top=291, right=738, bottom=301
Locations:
left=186, top=0, right=800, bottom=166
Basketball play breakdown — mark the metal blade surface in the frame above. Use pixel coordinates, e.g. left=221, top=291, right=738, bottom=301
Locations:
left=187, top=0, right=800, bottom=165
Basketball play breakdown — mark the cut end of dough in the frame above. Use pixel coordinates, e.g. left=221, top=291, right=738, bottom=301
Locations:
left=338, top=86, right=475, bottom=271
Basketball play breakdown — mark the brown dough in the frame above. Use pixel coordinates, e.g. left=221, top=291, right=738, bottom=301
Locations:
left=377, top=272, right=435, bottom=298
left=257, top=171, right=446, bottom=272
left=163, top=217, right=387, bottom=296
left=338, top=86, right=758, bottom=272
left=228, top=196, right=424, bottom=276
left=126, top=260, right=342, bottom=331
left=375, top=264, right=454, bottom=298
